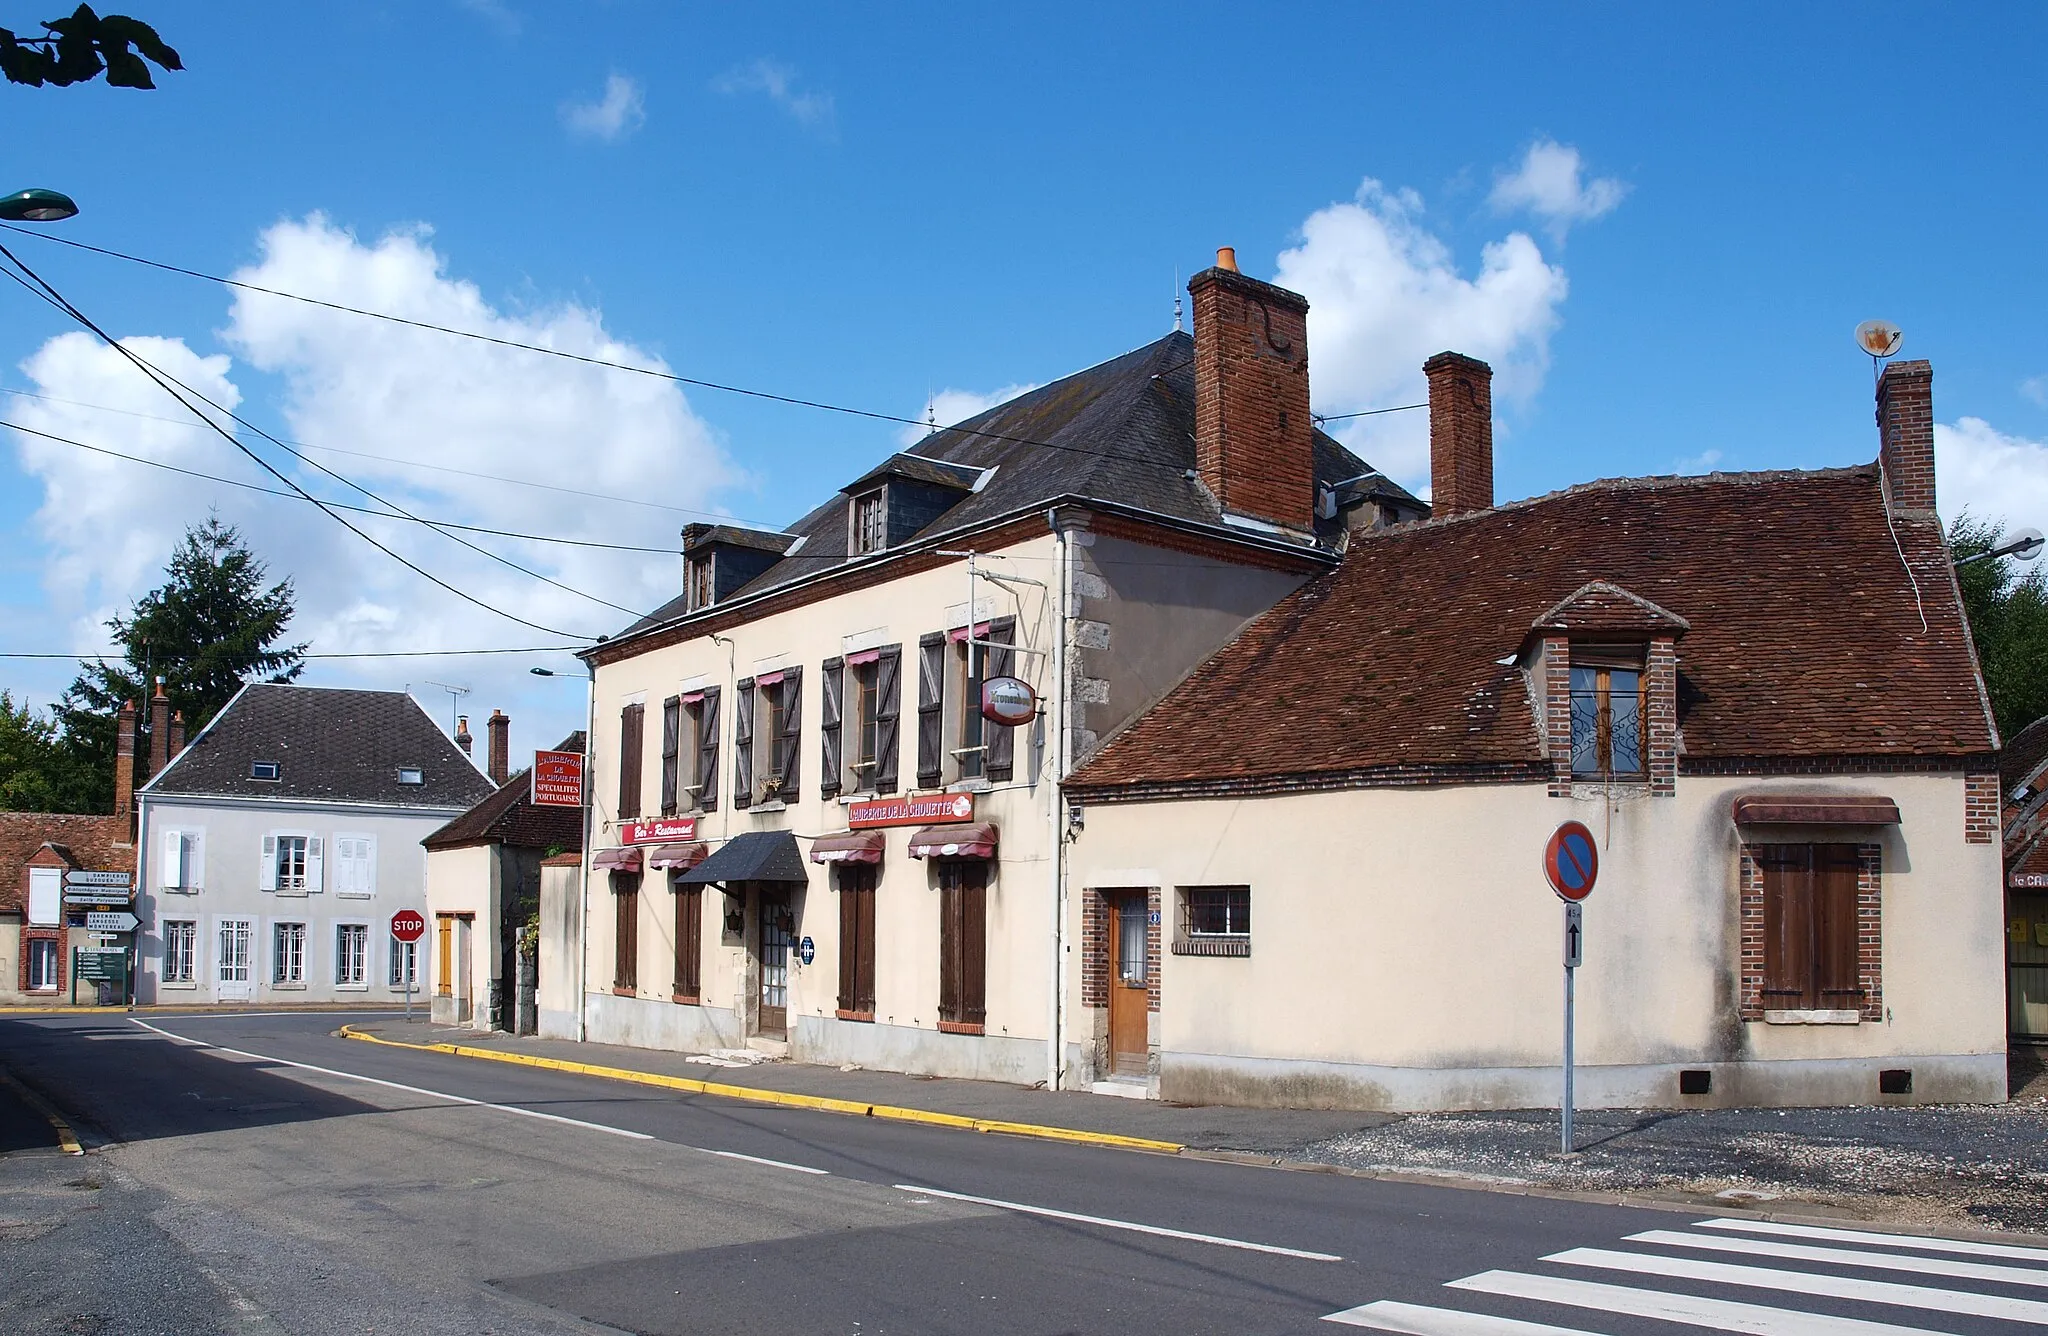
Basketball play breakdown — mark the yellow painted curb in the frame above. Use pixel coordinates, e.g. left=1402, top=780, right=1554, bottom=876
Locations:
left=0, top=1065, right=84, bottom=1155
left=0, top=1005, right=130, bottom=1015
left=338, top=1024, right=1184, bottom=1154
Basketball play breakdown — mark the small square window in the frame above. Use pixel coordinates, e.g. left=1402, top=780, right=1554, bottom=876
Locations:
left=250, top=761, right=281, bottom=781
left=1174, top=885, right=1251, bottom=956
left=397, top=767, right=424, bottom=785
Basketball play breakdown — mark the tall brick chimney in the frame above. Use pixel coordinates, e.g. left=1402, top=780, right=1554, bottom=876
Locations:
left=113, top=699, right=137, bottom=820
left=146, top=679, right=171, bottom=781
left=168, top=710, right=184, bottom=762
left=1188, top=249, right=1316, bottom=532
left=1424, top=352, right=1495, bottom=519
left=454, top=714, right=473, bottom=758
left=487, top=709, right=509, bottom=786
left=1877, top=359, right=1936, bottom=516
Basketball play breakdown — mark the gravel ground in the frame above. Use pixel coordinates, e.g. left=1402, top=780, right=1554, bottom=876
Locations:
left=1300, top=1047, right=2048, bottom=1234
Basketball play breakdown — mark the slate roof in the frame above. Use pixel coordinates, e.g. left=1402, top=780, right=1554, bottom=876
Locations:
left=1071, top=466, right=1994, bottom=794
left=615, top=332, right=1416, bottom=639
left=143, top=684, right=494, bottom=810
left=423, top=732, right=587, bottom=852
left=0, top=816, right=134, bottom=915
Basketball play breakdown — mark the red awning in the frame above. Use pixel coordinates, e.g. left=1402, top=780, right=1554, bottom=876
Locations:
left=645, top=842, right=708, bottom=872
left=810, top=830, right=885, bottom=866
left=907, top=822, right=998, bottom=860
left=755, top=670, right=784, bottom=686
left=1731, top=795, right=1902, bottom=826
left=591, top=846, right=643, bottom=872
left=947, top=622, right=993, bottom=644
left=846, top=648, right=882, bottom=666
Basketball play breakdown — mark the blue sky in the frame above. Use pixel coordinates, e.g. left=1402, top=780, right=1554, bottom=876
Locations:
left=3, top=2, right=2046, bottom=758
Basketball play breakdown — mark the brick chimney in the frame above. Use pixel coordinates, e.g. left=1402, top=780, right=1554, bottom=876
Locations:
left=168, top=710, right=184, bottom=762
left=1424, top=352, right=1495, bottom=519
left=146, top=679, right=171, bottom=781
left=1876, top=359, right=1936, bottom=516
left=113, top=699, right=137, bottom=820
left=487, top=709, right=509, bottom=786
left=454, top=714, right=473, bottom=758
left=1188, top=249, right=1316, bottom=532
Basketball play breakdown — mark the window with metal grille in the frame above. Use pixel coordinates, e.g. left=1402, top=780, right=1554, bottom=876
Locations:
left=1174, top=885, right=1251, bottom=956
left=1569, top=652, right=1645, bottom=778
left=218, top=920, right=252, bottom=983
left=336, top=923, right=368, bottom=986
left=851, top=490, right=885, bottom=555
left=164, top=920, right=196, bottom=983
left=274, top=922, right=306, bottom=984
left=388, top=937, right=417, bottom=988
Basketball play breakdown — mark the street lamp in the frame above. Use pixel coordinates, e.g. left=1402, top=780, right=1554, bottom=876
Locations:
left=0, top=188, right=79, bottom=222
left=1956, top=527, right=2046, bottom=568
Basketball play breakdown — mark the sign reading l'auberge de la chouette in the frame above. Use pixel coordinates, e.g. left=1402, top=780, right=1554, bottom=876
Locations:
left=847, top=794, right=975, bottom=830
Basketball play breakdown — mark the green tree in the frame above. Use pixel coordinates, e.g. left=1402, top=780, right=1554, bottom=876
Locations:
left=1950, top=515, right=2048, bottom=741
left=0, top=689, right=99, bottom=811
left=57, top=516, right=306, bottom=810
left=1, top=5, right=178, bottom=88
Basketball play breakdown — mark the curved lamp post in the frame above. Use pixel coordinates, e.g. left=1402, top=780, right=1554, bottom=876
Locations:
left=0, top=188, right=79, bottom=222
left=1956, top=527, right=2045, bottom=568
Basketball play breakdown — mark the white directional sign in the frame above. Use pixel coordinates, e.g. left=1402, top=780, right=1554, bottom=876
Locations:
left=65, top=870, right=132, bottom=888
left=85, top=911, right=138, bottom=933
left=64, top=888, right=133, bottom=904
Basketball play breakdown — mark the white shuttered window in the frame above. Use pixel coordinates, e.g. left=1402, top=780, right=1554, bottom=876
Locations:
left=332, top=835, right=377, bottom=897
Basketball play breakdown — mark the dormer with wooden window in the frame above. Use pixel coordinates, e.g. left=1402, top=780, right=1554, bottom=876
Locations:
left=1527, top=581, right=1688, bottom=798
left=679, top=524, right=798, bottom=612
left=839, top=454, right=983, bottom=558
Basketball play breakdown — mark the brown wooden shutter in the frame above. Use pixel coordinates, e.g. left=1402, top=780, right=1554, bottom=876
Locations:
left=836, top=864, right=875, bottom=1016
left=985, top=618, right=1017, bottom=782
left=917, top=633, right=945, bottom=788
left=697, top=687, right=720, bottom=812
left=733, top=680, right=754, bottom=809
left=962, top=862, right=986, bottom=1026
left=1815, top=843, right=1864, bottom=1008
left=873, top=647, right=901, bottom=793
left=939, top=866, right=960, bottom=1023
left=1761, top=845, right=1815, bottom=1009
left=674, top=881, right=701, bottom=1000
left=614, top=873, right=639, bottom=991
left=660, top=696, right=681, bottom=816
left=778, top=666, right=802, bottom=798
left=820, top=658, right=844, bottom=797
left=618, top=703, right=645, bottom=820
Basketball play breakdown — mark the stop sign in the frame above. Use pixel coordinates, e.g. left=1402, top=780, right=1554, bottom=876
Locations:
left=390, top=909, right=427, bottom=943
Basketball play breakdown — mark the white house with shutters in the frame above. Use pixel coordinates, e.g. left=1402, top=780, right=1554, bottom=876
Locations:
left=133, top=683, right=493, bottom=1006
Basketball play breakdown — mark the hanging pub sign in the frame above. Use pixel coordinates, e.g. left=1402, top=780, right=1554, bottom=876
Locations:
left=531, top=749, right=584, bottom=807
left=848, top=793, right=975, bottom=830
left=980, top=675, right=1037, bottom=727
left=621, top=817, right=698, bottom=845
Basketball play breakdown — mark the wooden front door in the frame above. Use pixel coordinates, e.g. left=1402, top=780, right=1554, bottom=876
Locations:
left=756, top=887, right=791, bottom=1039
left=1107, top=892, right=1149, bottom=1077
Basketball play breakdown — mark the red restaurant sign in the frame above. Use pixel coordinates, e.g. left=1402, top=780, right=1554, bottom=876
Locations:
left=531, top=749, right=584, bottom=807
left=621, top=817, right=698, bottom=845
left=848, top=793, right=975, bottom=829
left=2013, top=873, right=2048, bottom=889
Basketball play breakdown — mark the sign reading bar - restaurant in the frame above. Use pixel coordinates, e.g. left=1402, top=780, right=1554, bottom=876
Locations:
left=848, top=793, right=975, bottom=830
left=621, top=817, right=698, bottom=845
left=531, top=749, right=584, bottom=807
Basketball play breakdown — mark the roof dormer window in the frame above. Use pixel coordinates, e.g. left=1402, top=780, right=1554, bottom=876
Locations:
left=250, top=761, right=281, bottom=781
left=686, top=553, right=714, bottom=611
left=851, top=489, right=886, bottom=556
left=397, top=767, right=424, bottom=785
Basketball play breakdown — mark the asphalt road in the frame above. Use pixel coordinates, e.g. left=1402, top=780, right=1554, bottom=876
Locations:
left=2, top=1010, right=2043, bottom=1336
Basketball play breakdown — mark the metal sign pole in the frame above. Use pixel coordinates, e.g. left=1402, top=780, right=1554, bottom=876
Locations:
left=1562, top=942, right=1576, bottom=1154
left=1562, top=900, right=1583, bottom=1154
left=405, top=948, right=414, bottom=1024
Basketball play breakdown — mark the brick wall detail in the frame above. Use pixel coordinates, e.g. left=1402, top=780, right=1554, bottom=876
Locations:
left=1424, top=352, right=1494, bottom=518
left=1965, top=771, right=1999, bottom=844
left=1189, top=266, right=1314, bottom=531
left=1876, top=360, right=1936, bottom=516
left=1738, top=842, right=1883, bottom=1022
left=1647, top=636, right=1679, bottom=797
left=1081, top=886, right=1159, bottom=1013
left=1542, top=636, right=1572, bottom=796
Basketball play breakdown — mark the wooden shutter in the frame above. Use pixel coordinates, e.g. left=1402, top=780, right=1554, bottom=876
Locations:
left=614, top=874, right=639, bottom=991
left=618, top=702, right=645, bottom=819
left=733, top=680, right=754, bottom=809
left=938, top=862, right=987, bottom=1027
left=259, top=834, right=277, bottom=891
left=1761, top=845, right=1816, bottom=1009
left=985, top=618, right=1017, bottom=782
left=873, top=647, right=901, bottom=793
left=660, top=696, right=681, bottom=816
left=917, top=633, right=945, bottom=788
left=820, top=658, right=844, bottom=797
left=837, top=864, right=876, bottom=1016
left=305, top=836, right=324, bottom=894
left=674, top=882, right=702, bottom=1000
left=779, top=667, right=803, bottom=797
left=161, top=830, right=185, bottom=892
left=1815, top=844, right=1864, bottom=1008
left=697, top=687, right=720, bottom=812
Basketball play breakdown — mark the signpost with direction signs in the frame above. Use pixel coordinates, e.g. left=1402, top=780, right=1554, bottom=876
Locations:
left=1543, top=821, right=1598, bottom=1153
left=84, top=911, right=138, bottom=933
left=391, top=910, right=426, bottom=1022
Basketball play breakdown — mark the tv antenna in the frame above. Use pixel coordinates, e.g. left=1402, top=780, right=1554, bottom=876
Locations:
left=1855, top=320, right=1903, bottom=383
left=423, top=680, right=470, bottom=735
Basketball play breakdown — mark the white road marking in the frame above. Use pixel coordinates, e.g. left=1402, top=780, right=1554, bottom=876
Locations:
left=128, top=1018, right=653, bottom=1141
left=1323, top=1299, right=1604, bottom=1333
left=702, top=1148, right=830, bottom=1175
left=893, top=1183, right=1342, bottom=1261
left=1552, top=1246, right=2048, bottom=1323
left=1629, top=1227, right=2048, bottom=1289
left=1697, top=1216, right=2048, bottom=1265
left=1451, top=1270, right=1958, bottom=1336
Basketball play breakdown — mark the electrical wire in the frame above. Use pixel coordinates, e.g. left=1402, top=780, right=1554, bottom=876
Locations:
left=0, top=246, right=606, bottom=640
left=0, top=416, right=684, bottom=555
left=0, top=646, right=585, bottom=660
left=1314, top=403, right=1427, bottom=423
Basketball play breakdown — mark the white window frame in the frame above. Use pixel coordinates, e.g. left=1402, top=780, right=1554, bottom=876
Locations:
left=332, top=833, right=377, bottom=899
left=217, top=918, right=253, bottom=985
left=262, top=830, right=322, bottom=896
left=26, top=937, right=59, bottom=991
left=334, top=921, right=370, bottom=990
left=27, top=866, right=61, bottom=926
left=162, top=919, right=198, bottom=986
left=388, top=935, right=418, bottom=989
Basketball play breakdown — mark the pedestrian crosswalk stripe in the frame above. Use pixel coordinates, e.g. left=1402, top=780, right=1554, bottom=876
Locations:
left=1628, top=1228, right=2048, bottom=1289
left=1322, top=1299, right=1605, bottom=1333
left=1698, top=1217, right=2048, bottom=1265
left=1448, top=1269, right=1960, bottom=1335
left=1550, top=1246, right=2048, bottom=1324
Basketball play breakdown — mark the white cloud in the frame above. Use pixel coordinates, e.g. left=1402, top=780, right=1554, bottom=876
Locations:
left=898, top=384, right=1039, bottom=447
left=1272, top=178, right=1568, bottom=488
left=562, top=73, right=645, bottom=142
left=1488, top=139, right=1627, bottom=242
left=713, top=59, right=835, bottom=134
left=1935, top=416, right=2048, bottom=531
left=8, top=214, right=733, bottom=758
left=1675, top=449, right=1724, bottom=475
left=2021, top=375, right=2048, bottom=408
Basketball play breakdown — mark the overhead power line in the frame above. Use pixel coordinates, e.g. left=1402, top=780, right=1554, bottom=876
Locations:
left=0, top=646, right=585, bottom=661
left=1314, top=403, right=1428, bottom=424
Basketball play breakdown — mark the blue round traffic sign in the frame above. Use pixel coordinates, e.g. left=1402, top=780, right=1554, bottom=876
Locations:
left=1544, top=821, right=1598, bottom=902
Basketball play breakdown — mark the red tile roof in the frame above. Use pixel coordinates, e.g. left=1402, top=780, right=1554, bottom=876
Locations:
left=1071, top=465, right=1993, bottom=795
left=0, top=813, right=134, bottom=915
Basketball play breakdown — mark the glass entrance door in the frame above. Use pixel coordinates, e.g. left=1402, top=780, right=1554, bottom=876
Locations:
left=216, top=918, right=254, bottom=1001
left=757, top=888, right=790, bottom=1039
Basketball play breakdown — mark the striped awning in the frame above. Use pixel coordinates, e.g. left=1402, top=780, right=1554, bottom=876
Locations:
left=906, top=822, right=997, bottom=861
left=810, top=831, right=884, bottom=865
left=592, top=846, right=643, bottom=873
left=645, top=842, right=708, bottom=872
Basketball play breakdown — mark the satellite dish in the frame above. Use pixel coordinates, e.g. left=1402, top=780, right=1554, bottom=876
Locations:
left=1855, top=320, right=1903, bottom=359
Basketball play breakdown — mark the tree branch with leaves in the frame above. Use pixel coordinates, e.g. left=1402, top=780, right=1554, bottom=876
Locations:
left=0, top=4, right=177, bottom=88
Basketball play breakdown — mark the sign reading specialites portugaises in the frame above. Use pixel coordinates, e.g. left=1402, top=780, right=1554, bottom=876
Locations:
left=847, top=793, right=975, bottom=830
